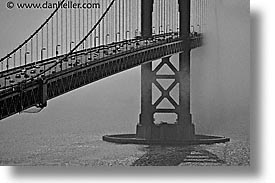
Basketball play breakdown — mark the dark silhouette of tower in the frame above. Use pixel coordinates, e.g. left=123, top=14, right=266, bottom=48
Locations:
left=137, top=0, right=195, bottom=141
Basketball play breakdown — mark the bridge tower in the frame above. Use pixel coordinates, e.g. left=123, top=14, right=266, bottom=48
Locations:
left=136, top=0, right=195, bottom=141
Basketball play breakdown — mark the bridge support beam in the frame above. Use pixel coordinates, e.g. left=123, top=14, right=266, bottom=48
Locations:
left=137, top=0, right=155, bottom=139
left=141, top=0, right=154, bottom=39
left=38, top=78, right=48, bottom=108
left=137, top=0, right=195, bottom=141
left=177, top=0, right=195, bottom=140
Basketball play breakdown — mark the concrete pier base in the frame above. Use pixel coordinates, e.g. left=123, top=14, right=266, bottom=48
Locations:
left=102, top=133, right=230, bottom=146
left=136, top=123, right=195, bottom=141
left=103, top=121, right=229, bottom=146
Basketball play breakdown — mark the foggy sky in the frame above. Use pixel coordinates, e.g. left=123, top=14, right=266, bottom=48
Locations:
left=0, top=0, right=250, bottom=140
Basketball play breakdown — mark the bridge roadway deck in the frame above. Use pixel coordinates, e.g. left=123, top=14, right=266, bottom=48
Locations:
left=0, top=33, right=202, bottom=120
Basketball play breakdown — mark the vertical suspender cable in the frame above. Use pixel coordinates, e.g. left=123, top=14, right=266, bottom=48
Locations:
left=198, top=0, right=200, bottom=32
left=125, top=0, right=127, bottom=39
left=31, top=39, right=33, bottom=63
left=130, top=0, right=132, bottom=37
left=203, top=0, right=204, bottom=32
left=200, top=0, right=201, bottom=31
left=52, top=18, right=54, bottom=57
left=14, top=54, right=16, bottom=68
left=177, top=1, right=179, bottom=32
left=200, top=0, right=202, bottom=32
left=167, top=0, right=169, bottom=33
left=108, top=0, right=110, bottom=43
left=61, top=5, right=63, bottom=53
left=206, top=0, right=208, bottom=31
left=204, top=0, right=207, bottom=31
left=83, top=0, right=85, bottom=49
left=66, top=4, right=68, bottom=53
left=124, top=0, right=128, bottom=40
left=91, top=0, right=93, bottom=47
left=168, top=0, right=171, bottom=33
left=203, top=0, right=205, bottom=32
left=122, top=0, right=124, bottom=40
left=36, top=34, right=38, bottom=65
left=94, top=0, right=96, bottom=47
left=136, top=0, right=138, bottom=36
left=201, top=0, right=203, bottom=32
left=102, top=0, right=105, bottom=46
left=25, top=45, right=27, bottom=67
left=161, top=0, right=163, bottom=33
left=79, top=0, right=81, bottom=48
left=74, top=4, right=77, bottom=49
left=87, top=0, right=89, bottom=48
left=191, top=1, right=195, bottom=29
left=128, top=0, right=129, bottom=38
left=98, top=0, right=101, bottom=45
left=20, top=49, right=22, bottom=67
left=119, top=0, right=121, bottom=41
left=158, top=0, right=161, bottom=34
left=164, top=0, right=165, bottom=33
left=56, top=10, right=59, bottom=71
left=115, top=0, right=117, bottom=41
left=164, top=0, right=166, bottom=34
left=46, top=23, right=48, bottom=72
left=42, top=28, right=44, bottom=60
left=202, top=0, right=204, bottom=32
left=160, top=0, right=162, bottom=33
left=57, top=9, right=59, bottom=53
left=196, top=0, right=197, bottom=31
left=111, top=0, right=113, bottom=41
left=137, top=0, right=139, bottom=34
left=172, top=0, right=174, bottom=32
left=129, top=0, right=131, bottom=38
left=153, top=0, right=156, bottom=34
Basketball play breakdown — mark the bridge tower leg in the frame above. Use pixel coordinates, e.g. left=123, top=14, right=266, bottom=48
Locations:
left=136, top=0, right=154, bottom=139
left=136, top=0, right=195, bottom=141
left=177, top=0, right=195, bottom=140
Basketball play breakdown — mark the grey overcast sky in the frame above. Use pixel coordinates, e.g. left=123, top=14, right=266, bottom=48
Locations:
left=0, top=0, right=250, bottom=139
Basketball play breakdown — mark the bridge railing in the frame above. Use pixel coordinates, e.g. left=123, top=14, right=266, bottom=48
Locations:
left=0, top=32, right=203, bottom=94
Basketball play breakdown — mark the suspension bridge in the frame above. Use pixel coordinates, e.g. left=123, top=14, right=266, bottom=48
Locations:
left=0, top=0, right=229, bottom=144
